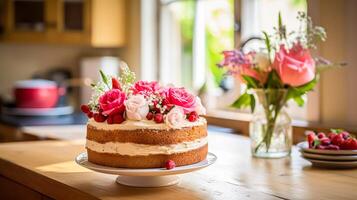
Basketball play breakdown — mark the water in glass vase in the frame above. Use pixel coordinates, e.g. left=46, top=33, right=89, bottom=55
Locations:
left=250, top=89, right=292, bottom=158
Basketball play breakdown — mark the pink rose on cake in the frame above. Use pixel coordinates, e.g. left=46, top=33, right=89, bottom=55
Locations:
left=99, top=89, right=126, bottom=116
left=165, top=106, right=186, bottom=128
left=165, top=87, right=196, bottom=114
left=165, top=87, right=205, bottom=115
left=131, top=80, right=161, bottom=96
left=125, top=94, right=149, bottom=120
left=273, top=43, right=316, bottom=86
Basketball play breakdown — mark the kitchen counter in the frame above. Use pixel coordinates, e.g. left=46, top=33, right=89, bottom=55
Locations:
left=0, top=112, right=87, bottom=142
left=0, top=131, right=356, bottom=200
left=0, top=112, right=87, bottom=127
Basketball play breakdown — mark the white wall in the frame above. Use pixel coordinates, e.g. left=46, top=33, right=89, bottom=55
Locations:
left=309, top=0, right=357, bottom=127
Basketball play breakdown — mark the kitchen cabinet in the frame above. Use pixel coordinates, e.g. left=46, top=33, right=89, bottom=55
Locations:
left=0, top=0, right=126, bottom=47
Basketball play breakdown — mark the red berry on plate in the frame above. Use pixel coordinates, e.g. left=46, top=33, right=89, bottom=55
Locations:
left=112, top=114, right=125, bottom=124
left=188, top=111, right=198, bottom=122
left=325, top=144, right=340, bottom=150
left=306, top=132, right=315, bottom=148
left=331, top=134, right=344, bottom=146
left=317, top=132, right=325, bottom=139
left=112, top=77, right=122, bottom=90
left=320, top=137, right=331, bottom=146
left=80, top=104, right=90, bottom=114
left=154, top=113, right=164, bottom=123
left=93, top=113, right=107, bottom=122
left=87, top=111, right=93, bottom=118
left=328, top=132, right=337, bottom=140
left=340, top=131, right=350, bottom=140
left=316, top=145, right=326, bottom=150
left=146, top=112, right=154, bottom=120
left=341, top=138, right=357, bottom=150
left=350, top=139, right=357, bottom=150
left=165, top=160, right=176, bottom=170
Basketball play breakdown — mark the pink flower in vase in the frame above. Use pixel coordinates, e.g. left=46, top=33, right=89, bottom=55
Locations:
left=273, top=43, right=316, bottom=86
left=219, top=50, right=267, bottom=83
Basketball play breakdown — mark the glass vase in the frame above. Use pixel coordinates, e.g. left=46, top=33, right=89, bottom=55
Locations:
left=249, top=89, right=292, bottom=158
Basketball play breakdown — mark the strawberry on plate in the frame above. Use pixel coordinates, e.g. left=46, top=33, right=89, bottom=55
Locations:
left=305, top=129, right=357, bottom=151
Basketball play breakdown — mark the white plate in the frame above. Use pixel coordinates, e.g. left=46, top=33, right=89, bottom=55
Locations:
left=297, top=142, right=357, bottom=155
left=302, top=157, right=357, bottom=169
left=301, top=151, right=357, bottom=161
left=75, top=152, right=217, bottom=187
left=2, top=106, right=74, bottom=116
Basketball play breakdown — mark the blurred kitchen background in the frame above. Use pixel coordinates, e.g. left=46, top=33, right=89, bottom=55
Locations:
left=0, top=0, right=356, bottom=142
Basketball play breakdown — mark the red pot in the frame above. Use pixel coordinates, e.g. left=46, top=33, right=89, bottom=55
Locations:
left=14, top=80, right=60, bottom=108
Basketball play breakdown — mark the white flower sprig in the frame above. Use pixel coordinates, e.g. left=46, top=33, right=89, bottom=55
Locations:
left=87, top=61, right=136, bottom=112
left=118, top=61, right=136, bottom=94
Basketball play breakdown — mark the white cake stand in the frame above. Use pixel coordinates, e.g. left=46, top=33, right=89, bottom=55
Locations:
left=75, top=152, right=217, bottom=187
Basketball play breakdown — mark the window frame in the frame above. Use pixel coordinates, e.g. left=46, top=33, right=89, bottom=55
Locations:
left=143, top=0, right=321, bottom=126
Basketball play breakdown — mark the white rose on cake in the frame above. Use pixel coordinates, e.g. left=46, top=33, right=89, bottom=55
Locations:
left=195, top=97, right=206, bottom=115
left=125, top=94, right=149, bottom=120
left=165, top=106, right=186, bottom=128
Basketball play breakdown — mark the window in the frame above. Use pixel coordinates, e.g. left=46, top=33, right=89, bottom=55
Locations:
left=150, top=0, right=316, bottom=121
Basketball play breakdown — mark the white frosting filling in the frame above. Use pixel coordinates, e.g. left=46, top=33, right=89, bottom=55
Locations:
left=88, top=117, right=206, bottom=130
left=86, top=137, right=207, bottom=156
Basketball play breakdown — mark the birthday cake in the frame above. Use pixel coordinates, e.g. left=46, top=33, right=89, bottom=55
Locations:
left=81, top=65, right=207, bottom=168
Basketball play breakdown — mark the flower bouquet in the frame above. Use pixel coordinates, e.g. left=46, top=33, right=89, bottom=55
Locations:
left=81, top=62, right=206, bottom=128
left=218, top=12, right=341, bottom=158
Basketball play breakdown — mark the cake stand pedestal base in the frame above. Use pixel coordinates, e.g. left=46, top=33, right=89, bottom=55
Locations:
left=116, top=175, right=180, bottom=187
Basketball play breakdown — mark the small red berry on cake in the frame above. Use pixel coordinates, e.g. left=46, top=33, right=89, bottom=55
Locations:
left=112, top=114, right=125, bottom=124
left=146, top=112, right=154, bottom=120
left=87, top=111, right=93, bottom=118
left=165, top=160, right=176, bottom=170
left=80, top=104, right=90, bottom=114
left=93, top=113, right=107, bottom=122
left=188, top=111, right=199, bottom=122
left=154, top=113, right=164, bottom=123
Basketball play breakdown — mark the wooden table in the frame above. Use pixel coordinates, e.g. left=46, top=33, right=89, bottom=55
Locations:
left=0, top=131, right=356, bottom=200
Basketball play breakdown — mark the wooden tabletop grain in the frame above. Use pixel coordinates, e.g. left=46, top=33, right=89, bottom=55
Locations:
left=0, top=131, right=356, bottom=200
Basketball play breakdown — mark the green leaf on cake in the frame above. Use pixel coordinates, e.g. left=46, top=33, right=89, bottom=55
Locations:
left=99, top=70, right=111, bottom=90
